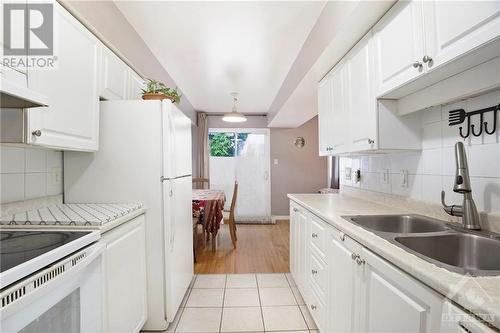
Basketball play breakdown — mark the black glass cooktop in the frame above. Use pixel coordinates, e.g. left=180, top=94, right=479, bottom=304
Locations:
left=0, top=230, right=91, bottom=273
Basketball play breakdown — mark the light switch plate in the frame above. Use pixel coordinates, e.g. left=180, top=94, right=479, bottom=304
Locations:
left=400, top=170, right=408, bottom=188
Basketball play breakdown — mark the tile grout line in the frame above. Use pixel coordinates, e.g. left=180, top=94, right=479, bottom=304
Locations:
left=256, top=274, right=268, bottom=333
left=218, top=274, right=228, bottom=333
left=174, top=275, right=196, bottom=333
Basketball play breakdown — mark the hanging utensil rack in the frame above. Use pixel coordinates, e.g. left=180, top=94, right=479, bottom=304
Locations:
left=448, top=103, right=500, bottom=139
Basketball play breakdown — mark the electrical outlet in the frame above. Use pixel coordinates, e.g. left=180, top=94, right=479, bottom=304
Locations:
left=52, top=167, right=62, bottom=185
left=381, top=169, right=390, bottom=184
left=400, top=170, right=408, bottom=188
left=345, top=167, right=352, bottom=180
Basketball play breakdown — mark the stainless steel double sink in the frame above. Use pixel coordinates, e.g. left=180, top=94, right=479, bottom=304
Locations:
left=342, top=214, right=500, bottom=276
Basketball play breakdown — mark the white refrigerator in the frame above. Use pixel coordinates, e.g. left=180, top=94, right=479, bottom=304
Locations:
left=64, top=100, right=193, bottom=330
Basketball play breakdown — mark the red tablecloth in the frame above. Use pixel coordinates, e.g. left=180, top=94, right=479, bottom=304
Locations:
left=192, top=189, right=226, bottom=234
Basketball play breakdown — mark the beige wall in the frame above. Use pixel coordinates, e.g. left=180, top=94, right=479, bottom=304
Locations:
left=61, top=0, right=196, bottom=122
left=270, top=116, right=327, bottom=215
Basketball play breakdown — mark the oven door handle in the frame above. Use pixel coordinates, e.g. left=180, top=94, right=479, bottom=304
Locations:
left=0, top=242, right=105, bottom=318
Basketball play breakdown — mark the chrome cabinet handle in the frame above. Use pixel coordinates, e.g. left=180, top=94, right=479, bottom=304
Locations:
left=310, top=305, right=317, bottom=310
left=32, top=130, right=42, bottom=137
left=351, top=253, right=360, bottom=260
left=311, top=269, right=318, bottom=275
left=412, top=61, right=423, bottom=69
left=311, top=233, right=318, bottom=238
left=422, top=55, right=433, bottom=63
left=356, top=257, right=366, bottom=266
left=367, top=139, right=374, bottom=144
left=293, top=207, right=299, bottom=212
left=339, top=233, right=345, bottom=242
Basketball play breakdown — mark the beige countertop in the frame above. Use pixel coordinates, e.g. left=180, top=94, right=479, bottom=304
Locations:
left=288, top=193, right=500, bottom=329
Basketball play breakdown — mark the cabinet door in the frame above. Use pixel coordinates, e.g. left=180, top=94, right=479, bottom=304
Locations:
left=330, top=64, right=349, bottom=153
left=359, top=247, right=443, bottom=333
left=318, top=77, right=333, bottom=156
left=440, top=301, right=495, bottom=333
left=26, top=3, right=99, bottom=151
left=423, top=1, right=500, bottom=70
left=346, top=32, right=377, bottom=151
left=292, top=204, right=309, bottom=297
left=373, top=0, right=425, bottom=96
left=104, top=215, right=148, bottom=333
left=328, top=229, right=362, bottom=333
left=100, top=47, right=128, bottom=100
left=127, top=69, right=145, bottom=100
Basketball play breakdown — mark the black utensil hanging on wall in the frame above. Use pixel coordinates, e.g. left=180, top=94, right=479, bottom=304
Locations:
left=448, top=104, right=500, bottom=139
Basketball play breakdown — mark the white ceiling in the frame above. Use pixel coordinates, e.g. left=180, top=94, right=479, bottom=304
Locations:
left=115, top=1, right=325, bottom=115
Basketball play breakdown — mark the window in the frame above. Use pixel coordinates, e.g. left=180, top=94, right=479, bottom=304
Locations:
left=209, top=131, right=249, bottom=157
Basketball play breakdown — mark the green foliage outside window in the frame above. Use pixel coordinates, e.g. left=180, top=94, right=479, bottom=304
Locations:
left=209, top=133, right=235, bottom=157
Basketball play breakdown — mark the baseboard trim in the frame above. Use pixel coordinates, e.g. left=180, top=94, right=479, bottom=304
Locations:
left=272, top=215, right=290, bottom=223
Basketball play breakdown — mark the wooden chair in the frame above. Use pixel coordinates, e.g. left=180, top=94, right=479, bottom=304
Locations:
left=192, top=178, right=210, bottom=189
left=224, top=182, right=238, bottom=249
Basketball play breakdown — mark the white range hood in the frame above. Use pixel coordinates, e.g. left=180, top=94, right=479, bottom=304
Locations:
left=1, top=79, right=48, bottom=108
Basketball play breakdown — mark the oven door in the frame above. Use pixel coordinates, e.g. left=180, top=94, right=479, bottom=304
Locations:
left=0, top=243, right=104, bottom=333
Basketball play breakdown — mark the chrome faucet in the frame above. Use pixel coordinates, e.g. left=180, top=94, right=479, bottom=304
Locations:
left=441, top=142, right=481, bottom=230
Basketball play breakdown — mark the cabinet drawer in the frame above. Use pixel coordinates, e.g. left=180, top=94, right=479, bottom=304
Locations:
left=310, top=215, right=327, bottom=257
left=310, top=252, right=328, bottom=298
left=307, top=283, right=326, bottom=332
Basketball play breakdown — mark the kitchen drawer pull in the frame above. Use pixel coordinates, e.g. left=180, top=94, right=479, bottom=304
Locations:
left=293, top=207, right=299, bottom=212
left=311, top=233, right=318, bottom=238
left=311, top=269, right=318, bottom=275
left=310, top=304, right=317, bottom=310
left=32, top=130, right=42, bottom=137
left=339, top=232, right=345, bottom=241
left=351, top=253, right=359, bottom=260
left=458, top=322, right=472, bottom=333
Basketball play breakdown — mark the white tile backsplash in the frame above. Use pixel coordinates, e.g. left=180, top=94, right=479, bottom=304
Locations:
left=341, top=90, right=500, bottom=214
left=0, top=146, right=63, bottom=203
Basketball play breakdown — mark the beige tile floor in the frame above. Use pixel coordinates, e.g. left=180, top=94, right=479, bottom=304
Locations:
left=165, top=273, right=320, bottom=333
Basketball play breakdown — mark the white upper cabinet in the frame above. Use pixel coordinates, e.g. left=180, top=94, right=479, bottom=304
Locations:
left=127, top=70, right=146, bottom=100
left=373, top=0, right=500, bottom=98
left=26, top=2, right=99, bottom=151
left=346, top=32, right=377, bottom=151
left=318, top=77, right=333, bottom=155
left=373, top=1, right=425, bottom=96
left=423, top=1, right=500, bottom=70
left=100, top=47, right=128, bottom=100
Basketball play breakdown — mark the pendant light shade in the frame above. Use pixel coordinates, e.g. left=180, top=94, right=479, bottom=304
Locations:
left=222, top=92, right=247, bottom=123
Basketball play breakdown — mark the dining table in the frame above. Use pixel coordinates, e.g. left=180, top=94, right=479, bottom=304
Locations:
left=192, top=189, right=226, bottom=238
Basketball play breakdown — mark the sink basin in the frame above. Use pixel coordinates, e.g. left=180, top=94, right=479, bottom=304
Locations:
left=396, top=233, right=500, bottom=275
left=345, top=215, right=449, bottom=234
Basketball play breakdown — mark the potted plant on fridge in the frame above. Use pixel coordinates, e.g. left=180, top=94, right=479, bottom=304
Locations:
left=142, top=79, right=182, bottom=104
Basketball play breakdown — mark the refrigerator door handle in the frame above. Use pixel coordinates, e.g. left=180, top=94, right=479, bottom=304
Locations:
left=161, top=174, right=192, bottom=182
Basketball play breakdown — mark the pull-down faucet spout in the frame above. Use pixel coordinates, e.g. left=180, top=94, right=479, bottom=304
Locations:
left=441, top=142, right=481, bottom=230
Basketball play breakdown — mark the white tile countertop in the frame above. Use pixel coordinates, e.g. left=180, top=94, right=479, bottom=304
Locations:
left=288, top=193, right=500, bottom=329
left=0, top=203, right=145, bottom=233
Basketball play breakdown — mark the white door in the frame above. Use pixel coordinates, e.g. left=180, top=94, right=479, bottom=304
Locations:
left=209, top=128, right=271, bottom=222
left=127, top=70, right=146, bottom=99
left=318, top=77, right=333, bottom=155
left=330, top=64, right=349, bottom=153
left=347, top=32, right=377, bottom=151
left=26, top=2, right=100, bottom=151
left=423, top=1, right=500, bottom=70
left=373, top=0, right=425, bottom=96
left=328, top=229, right=362, bottom=333
left=358, top=248, right=443, bottom=333
left=100, top=47, right=128, bottom=100
left=163, top=176, right=193, bottom=322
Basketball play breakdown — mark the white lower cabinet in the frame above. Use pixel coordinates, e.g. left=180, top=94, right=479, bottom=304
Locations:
left=102, top=215, right=148, bottom=333
left=289, top=201, right=494, bottom=333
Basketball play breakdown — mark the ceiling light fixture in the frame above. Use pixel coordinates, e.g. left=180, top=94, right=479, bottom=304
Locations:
left=222, top=92, right=247, bottom=123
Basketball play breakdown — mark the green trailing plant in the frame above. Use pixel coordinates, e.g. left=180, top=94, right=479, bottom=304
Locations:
left=142, top=79, right=182, bottom=104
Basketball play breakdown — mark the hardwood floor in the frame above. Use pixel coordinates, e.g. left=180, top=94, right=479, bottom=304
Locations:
left=194, top=220, right=290, bottom=274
